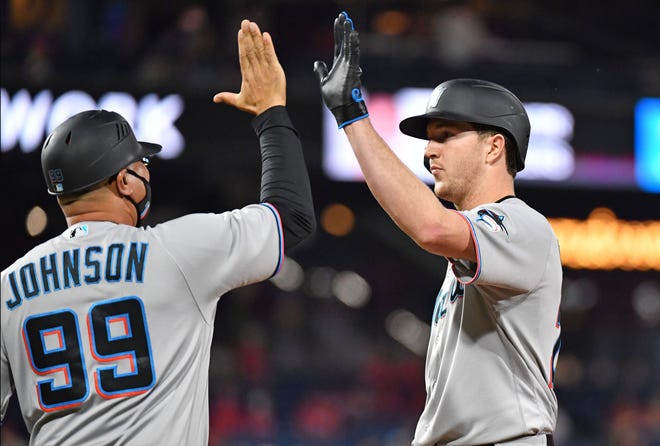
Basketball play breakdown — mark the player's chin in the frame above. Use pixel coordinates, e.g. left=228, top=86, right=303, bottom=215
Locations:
left=433, top=182, right=448, bottom=198
left=433, top=182, right=457, bottom=204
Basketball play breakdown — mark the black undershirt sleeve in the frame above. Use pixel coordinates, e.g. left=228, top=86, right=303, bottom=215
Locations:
left=251, top=105, right=316, bottom=251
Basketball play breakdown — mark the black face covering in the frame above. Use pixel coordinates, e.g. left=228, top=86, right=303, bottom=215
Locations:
left=125, top=169, right=152, bottom=226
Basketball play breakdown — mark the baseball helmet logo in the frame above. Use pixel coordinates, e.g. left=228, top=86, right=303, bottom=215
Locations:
left=428, top=84, right=447, bottom=109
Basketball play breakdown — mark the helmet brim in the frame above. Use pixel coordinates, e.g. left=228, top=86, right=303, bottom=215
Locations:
left=399, top=115, right=430, bottom=140
left=138, top=141, right=162, bottom=156
left=399, top=111, right=478, bottom=140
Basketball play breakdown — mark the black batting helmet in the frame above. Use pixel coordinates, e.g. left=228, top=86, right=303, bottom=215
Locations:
left=399, top=79, right=530, bottom=171
left=41, top=110, right=161, bottom=195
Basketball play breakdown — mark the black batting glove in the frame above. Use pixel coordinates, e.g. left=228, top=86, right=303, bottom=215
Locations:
left=313, top=11, right=369, bottom=129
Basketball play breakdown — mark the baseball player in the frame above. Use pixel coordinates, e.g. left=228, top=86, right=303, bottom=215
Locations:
left=314, top=12, right=562, bottom=446
left=1, top=19, right=315, bottom=445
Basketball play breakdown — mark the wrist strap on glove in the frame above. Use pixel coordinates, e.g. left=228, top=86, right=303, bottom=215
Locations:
left=333, top=89, right=368, bottom=128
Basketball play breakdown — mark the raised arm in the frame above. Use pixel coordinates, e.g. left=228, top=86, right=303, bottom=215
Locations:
left=215, top=20, right=315, bottom=251
left=314, top=12, right=474, bottom=261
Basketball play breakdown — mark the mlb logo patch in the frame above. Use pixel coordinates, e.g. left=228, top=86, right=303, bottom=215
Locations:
left=69, top=224, right=89, bottom=239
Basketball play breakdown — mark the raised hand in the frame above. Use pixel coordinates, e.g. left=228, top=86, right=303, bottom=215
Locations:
left=214, top=20, right=286, bottom=115
left=313, top=11, right=369, bottom=128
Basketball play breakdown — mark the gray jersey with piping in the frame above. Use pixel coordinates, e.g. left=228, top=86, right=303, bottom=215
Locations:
left=1, top=204, right=282, bottom=446
left=413, top=197, right=562, bottom=446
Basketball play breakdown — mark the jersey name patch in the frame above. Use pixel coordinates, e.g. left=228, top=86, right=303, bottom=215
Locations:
left=5, top=242, right=149, bottom=310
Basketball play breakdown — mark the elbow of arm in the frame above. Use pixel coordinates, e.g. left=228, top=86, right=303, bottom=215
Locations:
left=413, top=222, right=473, bottom=261
left=294, top=208, right=317, bottom=241
left=413, top=225, right=446, bottom=254
left=280, top=204, right=317, bottom=252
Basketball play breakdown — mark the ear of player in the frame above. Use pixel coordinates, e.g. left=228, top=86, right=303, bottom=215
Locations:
left=313, top=11, right=369, bottom=129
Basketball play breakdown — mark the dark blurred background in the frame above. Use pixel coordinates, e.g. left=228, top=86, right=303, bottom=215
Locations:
left=2, top=1, right=659, bottom=445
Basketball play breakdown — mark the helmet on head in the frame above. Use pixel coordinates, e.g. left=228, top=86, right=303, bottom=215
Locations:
left=41, top=110, right=161, bottom=195
left=399, top=79, right=530, bottom=171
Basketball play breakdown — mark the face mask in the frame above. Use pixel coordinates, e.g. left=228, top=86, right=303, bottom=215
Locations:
left=126, top=169, right=152, bottom=226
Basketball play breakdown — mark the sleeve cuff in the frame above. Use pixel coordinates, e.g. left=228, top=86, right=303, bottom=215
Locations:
left=259, top=202, right=285, bottom=278
left=450, top=210, right=482, bottom=285
left=251, top=105, right=299, bottom=137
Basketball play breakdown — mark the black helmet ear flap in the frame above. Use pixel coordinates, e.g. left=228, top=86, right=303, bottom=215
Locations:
left=423, top=155, right=431, bottom=173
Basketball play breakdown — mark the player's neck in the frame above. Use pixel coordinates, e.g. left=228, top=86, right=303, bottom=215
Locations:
left=64, top=211, right=134, bottom=227
left=61, top=198, right=137, bottom=227
left=59, top=185, right=138, bottom=227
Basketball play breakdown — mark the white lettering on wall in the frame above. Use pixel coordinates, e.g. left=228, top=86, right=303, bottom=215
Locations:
left=1, top=88, right=185, bottom=159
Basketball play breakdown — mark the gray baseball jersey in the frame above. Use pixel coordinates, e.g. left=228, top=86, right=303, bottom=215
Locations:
left=413, top=197, right=562, bottom=446
left=1, top=203, right=283, bottom=445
